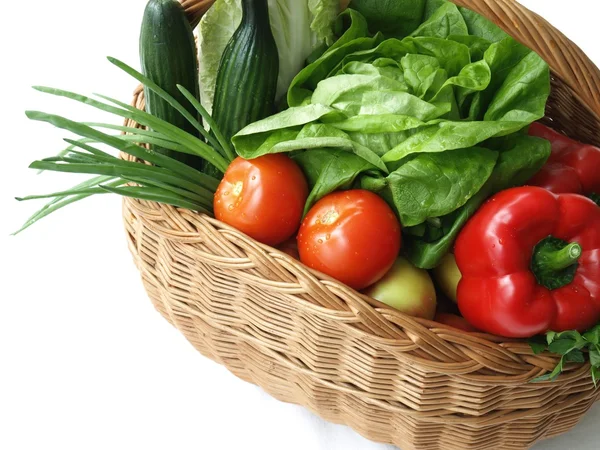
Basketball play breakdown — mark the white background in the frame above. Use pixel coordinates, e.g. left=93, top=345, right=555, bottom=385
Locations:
left=1, top=1, right=599, bottom=449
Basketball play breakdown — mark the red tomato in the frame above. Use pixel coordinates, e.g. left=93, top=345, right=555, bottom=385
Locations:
left=298, top=190, right=401, bottom=290
left=214, top=155, right=308, bottom=246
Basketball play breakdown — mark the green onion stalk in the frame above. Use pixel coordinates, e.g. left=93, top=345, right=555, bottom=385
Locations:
left=15, top=58, right=235, bottom=234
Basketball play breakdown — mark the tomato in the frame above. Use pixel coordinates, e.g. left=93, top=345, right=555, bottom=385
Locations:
left=214, top=155, right=308, bottom=246
left=364, top=258, right=437, bottom=320
left=298, top=190, right=401, bottom=290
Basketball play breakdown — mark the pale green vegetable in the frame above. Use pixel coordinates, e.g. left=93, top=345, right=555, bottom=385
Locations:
left=433, top=253, right=461, bottom=303
left=197, top=0, right=243, bottom=114
left=364, top=257, right=437, bottom=320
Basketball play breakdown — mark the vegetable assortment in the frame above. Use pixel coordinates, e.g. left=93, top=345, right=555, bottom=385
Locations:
left=198, top=0, right=339, bottom=111
left=231, top=1, right=551, bottom=269
left=15, top=0, right=600, bottom=383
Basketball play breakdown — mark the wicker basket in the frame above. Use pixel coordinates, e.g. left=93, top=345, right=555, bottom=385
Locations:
left=122, top=1, right=600, bottom=449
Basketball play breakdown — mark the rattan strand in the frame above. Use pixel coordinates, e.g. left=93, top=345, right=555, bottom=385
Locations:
left=122, top=1, right=600, bottom=449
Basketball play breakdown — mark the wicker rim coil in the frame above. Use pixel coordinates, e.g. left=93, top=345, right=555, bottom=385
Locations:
left=122, top=1, right=600, bottom=449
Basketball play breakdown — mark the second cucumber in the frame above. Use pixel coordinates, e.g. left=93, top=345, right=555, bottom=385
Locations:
left=211, top=0, right=279, bottom=159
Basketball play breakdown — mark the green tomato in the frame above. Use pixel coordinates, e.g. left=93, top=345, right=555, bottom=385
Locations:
left=364, top=257, right=437, bottom=320
left=433, top=253, right=462, bottom=303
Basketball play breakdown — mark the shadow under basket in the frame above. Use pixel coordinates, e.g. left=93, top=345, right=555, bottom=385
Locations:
left=122, top=1, right=600, bottom=449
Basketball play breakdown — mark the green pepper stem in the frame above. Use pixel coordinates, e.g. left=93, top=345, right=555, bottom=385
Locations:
left=531, top=237, right=583, bottom=290
left=537, top=242, right=582, bottom=272
left=589, top=193, right=600, bottom=207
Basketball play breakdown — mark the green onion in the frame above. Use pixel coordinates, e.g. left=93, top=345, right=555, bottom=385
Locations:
left=107, top=57, right=229, bottom=161
left=14, top=177, right=124, bottom=235
left=17, top=57, right=233, bottom=233
left=100, top=185, right=209, bottom=213
left=177, top=84, right=235, bottom=162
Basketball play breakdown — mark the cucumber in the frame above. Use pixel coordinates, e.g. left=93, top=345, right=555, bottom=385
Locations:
left=139, top=0, right=204, bottom=170
left=211, top=0, right=279, bottom=153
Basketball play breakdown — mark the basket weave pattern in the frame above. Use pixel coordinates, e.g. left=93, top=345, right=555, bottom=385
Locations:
left=123, top=1, right=600, bottom=449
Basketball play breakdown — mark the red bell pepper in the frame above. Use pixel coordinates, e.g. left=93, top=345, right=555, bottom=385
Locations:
left=528, top=123, right=600, bottom=201
left=455, top=186, right=600, bottom=338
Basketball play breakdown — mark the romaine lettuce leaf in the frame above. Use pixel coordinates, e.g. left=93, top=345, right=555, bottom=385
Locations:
left=197, top=0, right=242, bottom=116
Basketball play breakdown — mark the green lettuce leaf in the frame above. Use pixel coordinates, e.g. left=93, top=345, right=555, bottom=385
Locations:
left=458, top=6, right=508, bottom=42
left=409, top=2, right=468, bottom=38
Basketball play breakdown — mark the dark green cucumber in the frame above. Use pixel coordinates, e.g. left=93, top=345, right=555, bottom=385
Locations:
left=211, top=0, right=279, bottom=159
left=139, top=0, right=204, bottom=170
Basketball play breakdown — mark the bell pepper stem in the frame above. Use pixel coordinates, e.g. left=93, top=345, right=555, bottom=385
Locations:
left=589, top=193, right=599, bottom=206
left=538, top=242, right=582, bottom=272
left=531, top=237, right=583, bottom=290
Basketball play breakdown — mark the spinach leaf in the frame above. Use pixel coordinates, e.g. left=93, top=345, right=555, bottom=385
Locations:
left=294, top=148, right=377, bottom=214
left=403, top=185, right=490, bottom=269
left=376, top=147, right=498, bottom=227
left=403, top=134, right=551, bottom=268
